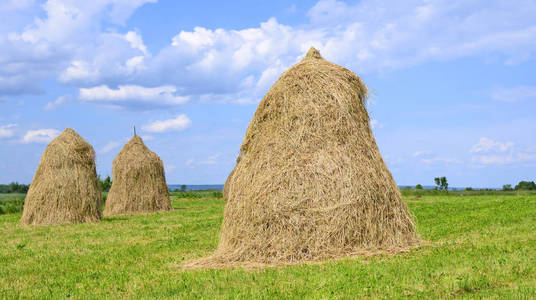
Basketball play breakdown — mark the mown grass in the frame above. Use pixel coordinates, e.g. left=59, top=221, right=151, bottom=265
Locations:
left=1, top=193, right=535, bottom=298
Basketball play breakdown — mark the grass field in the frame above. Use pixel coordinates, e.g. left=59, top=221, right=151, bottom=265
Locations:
left=1, top=193, right=535, bottom=298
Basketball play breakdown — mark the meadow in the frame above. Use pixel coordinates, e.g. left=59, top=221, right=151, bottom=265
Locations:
left=1, top=191, right=535, bottom=298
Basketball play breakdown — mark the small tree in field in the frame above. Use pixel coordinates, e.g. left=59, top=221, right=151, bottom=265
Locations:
left=434, top=176, right=448, bottom=190
left=415, top=184, right=423, bottom=190
left=440, top=176, right=448, bottom=191
left=434, top=177, right=440, bottom=190
left=502, top=184, right=513, bottom=191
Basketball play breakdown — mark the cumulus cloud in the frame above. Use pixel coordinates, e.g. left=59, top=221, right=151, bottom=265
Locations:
left=470, top=137, right=514, bottom=153
left=471, top=153, right=536, bottom=165
left=491, top=85, right=536, bottom=102
left=1, top=0, right=155, bottom=96
left=79, top=85, right=188, bottom=109
left=470, top=137, right=536, bottom=165
left=0, top=124, right=17, bottom=138
left=2, top=0, right=536, bottom=108
left=22, top=128, right=60, bottom=143
left=100, top=140, right=122, bottom=153
left=44, top=95, right=70, bottom=110
left=370, top=119, right=384, bottom=129
left=413, top=150, right=432, bottom=157
left=142, top=114, right=191, bottom=133
left=421, top=157, right=462, bottom=165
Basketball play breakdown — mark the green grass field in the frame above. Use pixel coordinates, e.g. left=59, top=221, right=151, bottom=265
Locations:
left=1, top=193, right=535, bottom=298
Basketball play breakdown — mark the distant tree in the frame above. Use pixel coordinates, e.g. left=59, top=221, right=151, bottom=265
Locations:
left=434, top=177, right=441, bottom=190
left=98, top=175, right=112, bottom=192
left=415, top=184, right=423, bottom=190
left=502, top=184, right=513, bottom=191
left=465, top=187, right=473, bottom=191
left=180, top=184, right=187, bottom=192
left=514, top=181, right=536, bottom=190
left=440, top=176, right=448, bottom=191
left=0, top=182, right=29, bottom=193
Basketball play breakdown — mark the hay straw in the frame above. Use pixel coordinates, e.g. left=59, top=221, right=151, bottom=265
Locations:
left=21, top=128, right=102, bottom=225
left=104, top=135, right=171, bottom=216
left=184, top=47, right=419, bottom=268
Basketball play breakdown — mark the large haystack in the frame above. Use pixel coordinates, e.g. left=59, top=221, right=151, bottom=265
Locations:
left=104, top=135, right=171, bottom=216
left=21, top=128, right=102, bottom=225
left=186, top=47, right=418, bottom=268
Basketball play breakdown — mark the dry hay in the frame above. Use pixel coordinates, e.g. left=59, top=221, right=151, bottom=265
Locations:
left=104, top=135, right=171, bottom=216
left=184, top=47, right=419, bottom=268
left=21, top=128, right=102, bottom=225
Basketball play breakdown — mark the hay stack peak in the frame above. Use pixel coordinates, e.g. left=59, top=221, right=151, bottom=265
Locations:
left=104, top=134, right=171, bottom=216
left=304, top=46, right=323, bottom=60
left=190, top=47, right=419, bottom=268
left=21, top=128, right=102, bottom=225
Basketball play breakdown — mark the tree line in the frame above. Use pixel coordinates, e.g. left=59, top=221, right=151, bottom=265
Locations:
left=0, top=182, right=29, bottom=193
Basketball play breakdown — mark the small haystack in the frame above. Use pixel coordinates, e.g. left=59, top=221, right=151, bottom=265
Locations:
left=21, top=128, right=102, bottom=225
left=104, top=134, right=171, bottom=216
left=186, top=47, right=419, bottom=268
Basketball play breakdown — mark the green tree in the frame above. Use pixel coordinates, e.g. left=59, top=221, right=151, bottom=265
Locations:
left=180, top=184, right=187, bottom=192
left=440, top=176, right=448, bottom=191
left=415, top=184, right=423, bottom=190
left=502, top=184, right=513, bottom=191
left=514, top=181, right=536, bottom=190
left=98, top=175, right=112, bottom=192
left=434, top=177, right=441, bottom=190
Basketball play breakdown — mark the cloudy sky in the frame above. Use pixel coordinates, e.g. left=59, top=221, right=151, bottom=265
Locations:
left=1, top=0, right=535, bottom=188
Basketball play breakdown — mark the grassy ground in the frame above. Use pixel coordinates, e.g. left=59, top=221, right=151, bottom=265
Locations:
left=1, top=193, right=535, bottom=298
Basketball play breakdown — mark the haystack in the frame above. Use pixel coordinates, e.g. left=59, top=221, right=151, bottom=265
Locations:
left=21, top=128, right=102, bottom=225
left=186, top=47, right=418, bottom=268
left=104, top=134, right=171, bottom=216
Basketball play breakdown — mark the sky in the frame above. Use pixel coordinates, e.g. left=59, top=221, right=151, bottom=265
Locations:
left=0, top=0, right=535, bottom=188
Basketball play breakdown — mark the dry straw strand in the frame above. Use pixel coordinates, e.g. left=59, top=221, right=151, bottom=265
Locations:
left=104, top=135, right=171, bottom=216
left=185, top=47, right=419, bottom=268
left=21, top=128, right=102, bottom=225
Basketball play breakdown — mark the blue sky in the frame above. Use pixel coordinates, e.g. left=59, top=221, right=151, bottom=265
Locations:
left=1, top=0, right=535, bottom=188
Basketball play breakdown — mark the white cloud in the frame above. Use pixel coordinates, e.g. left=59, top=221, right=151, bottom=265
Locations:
left=472, top=152, right=536, bottom=165
left=22, top=128, right=60, bottom=143
left=470, top=137, right=536, bottom=165
left=1, top=0, right=155, bottom=96
left=470, top=137, right=514, bottom=153
left=124, top=31, right=148, bottom=55
left=0, top=124, right=17, bottom=138
left=2, top=0, right=536, bottom=109
left=140, top=135, right=154, bottom=141
left=100, top=141, right=122, bottom=153
left=44, top=95, right=69, bottom=110
left=413, top=150, right=432, bottom=157
left=421, top=157, right=462, bottom=165
left=79, top=85, right=188, bottom=109
left=491, top=86, right=536, bottom=102
left=199, top=154, right=221, bottom=165
left=164, top=164, right=175, bottom=173
left=142, top=114, right=191, bottom=133
left=370, top=119, right=384, bottom=129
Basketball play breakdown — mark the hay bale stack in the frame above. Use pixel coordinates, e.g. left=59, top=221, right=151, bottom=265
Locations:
left=21, top=128, right=102, bottom=225
left=104, top=135, right=171, bottom=216
left=187, top=47, right=418, bottom=267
